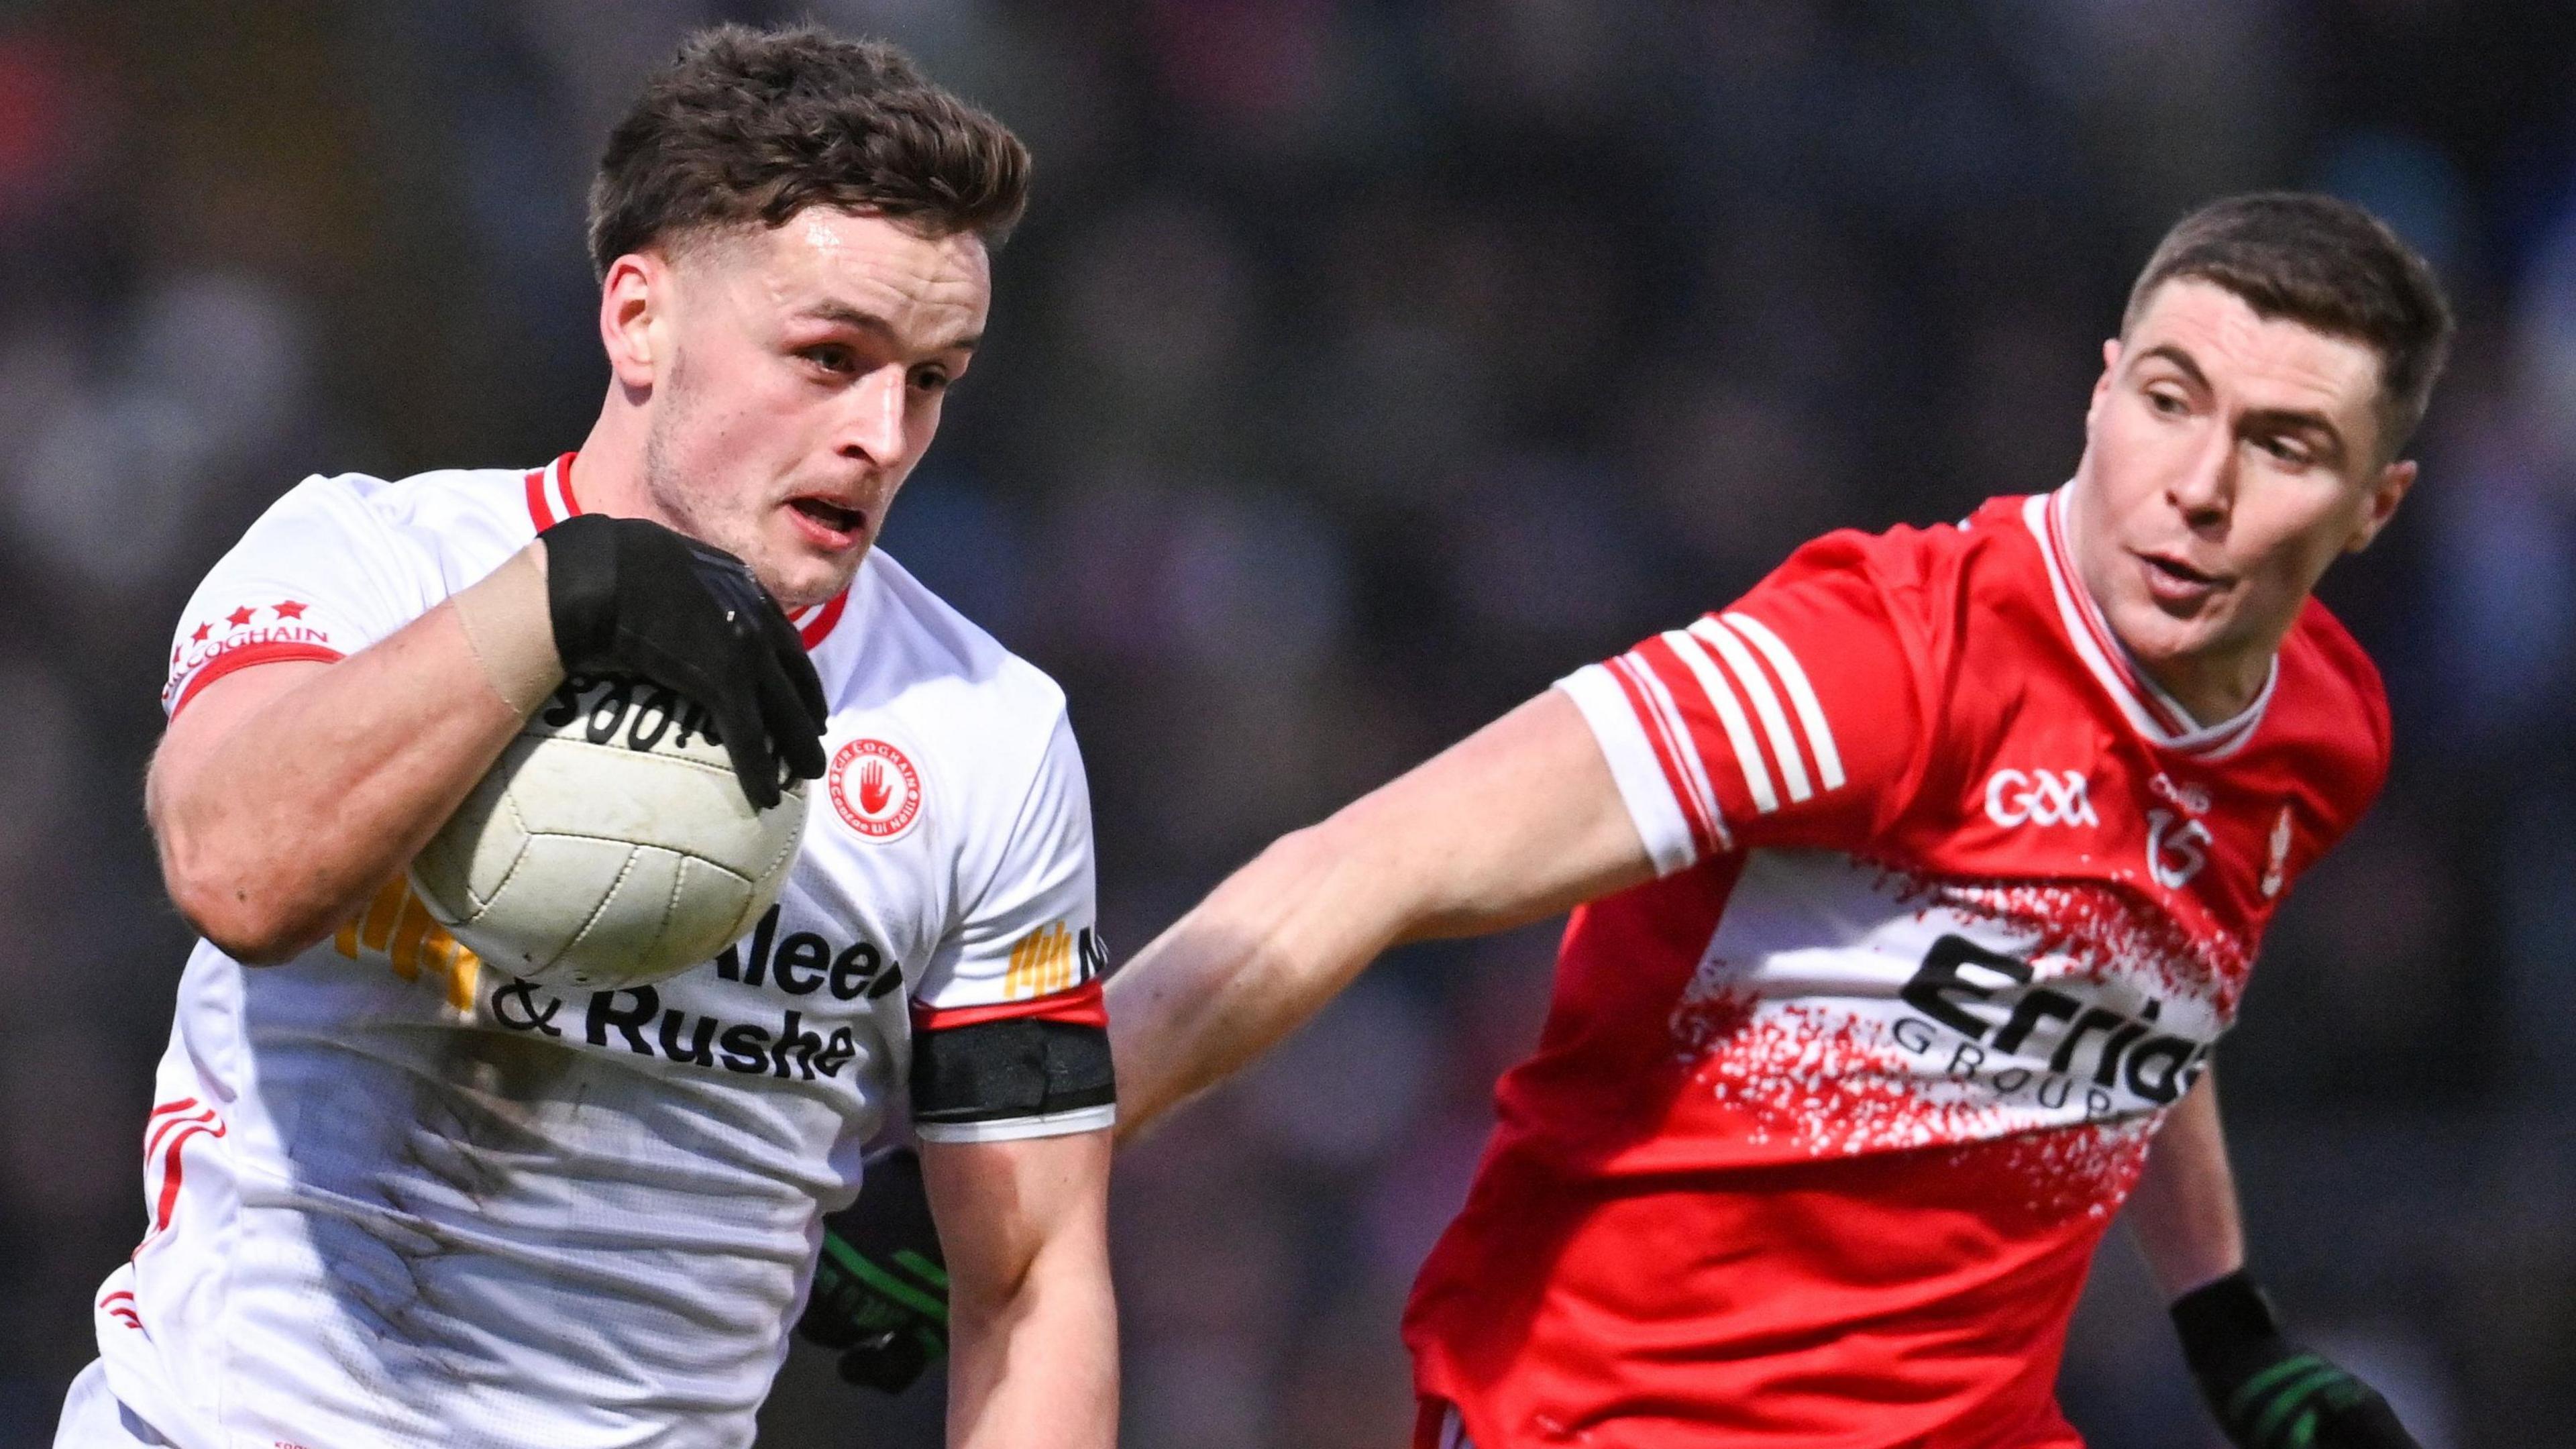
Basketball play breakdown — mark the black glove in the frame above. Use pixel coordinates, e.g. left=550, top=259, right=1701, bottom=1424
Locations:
left=2173, top=1271, right=2420, bottom=1449
left=798, top=1146, right=949, bottom=1393
left=542, top=515, right=828, bottom=809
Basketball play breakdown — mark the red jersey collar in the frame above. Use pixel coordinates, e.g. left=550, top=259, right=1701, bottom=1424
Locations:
left=2023, top=487, right=2273, bottom=760
left=523, top=451, right=850, bottom=651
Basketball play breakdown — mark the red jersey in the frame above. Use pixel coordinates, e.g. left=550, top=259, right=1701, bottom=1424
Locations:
left=1402, top=488, right=2390, bottom=1447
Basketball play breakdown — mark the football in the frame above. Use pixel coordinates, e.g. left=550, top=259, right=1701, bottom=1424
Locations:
left=410, top=673, right=808, bottom=991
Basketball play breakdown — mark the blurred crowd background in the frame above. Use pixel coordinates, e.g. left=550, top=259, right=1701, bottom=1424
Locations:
left=1, top=1, right=2572, bottom=1445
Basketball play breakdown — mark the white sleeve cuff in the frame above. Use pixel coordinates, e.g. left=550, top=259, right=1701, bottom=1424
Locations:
left=1556, top=665, right=1701, bottom=877
left=914, top=1103, right=1117, bottom=1144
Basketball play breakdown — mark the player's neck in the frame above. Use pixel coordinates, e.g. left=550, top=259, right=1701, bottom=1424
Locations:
left=2127, top=643, right=2271, bottom=730
left=570, top=402, right=657, bottom=523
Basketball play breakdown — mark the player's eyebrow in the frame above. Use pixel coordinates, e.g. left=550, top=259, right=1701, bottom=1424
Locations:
left=2138, top=341, right=2350, bottom=458
left=2133, top=342, right=2212, bottom=392
left=796, top=299, right=979, bottom=354
left=2239, top=406, right=2348, bottom=461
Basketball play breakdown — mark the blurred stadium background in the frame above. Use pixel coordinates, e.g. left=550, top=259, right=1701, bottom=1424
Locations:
left=2, top=2, right=2573, bottom=1445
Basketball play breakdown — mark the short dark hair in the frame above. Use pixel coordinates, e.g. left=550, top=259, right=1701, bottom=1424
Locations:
left=2122, top=193, right=2454, bottom=457
left=586, top=24, right=1030, bottom=278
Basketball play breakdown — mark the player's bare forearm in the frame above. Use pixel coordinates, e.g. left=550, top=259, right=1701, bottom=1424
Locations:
left=2125, top=1066, right=2248, bottom=1300
left=922, top=1131, right=1118, bottom=1449
left=1108, top=689, right=1654, bottom=1139
left=148, top=543, right=556, bottom=962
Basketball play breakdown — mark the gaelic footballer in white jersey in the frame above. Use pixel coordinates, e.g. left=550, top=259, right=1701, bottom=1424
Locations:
left=84, top=455, right=1111, bottom=1448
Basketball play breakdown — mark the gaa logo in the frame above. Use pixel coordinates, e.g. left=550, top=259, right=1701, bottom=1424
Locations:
left=1982, top=768, right=2098, bottom=829
left=828, top=739, right=922, bottom=841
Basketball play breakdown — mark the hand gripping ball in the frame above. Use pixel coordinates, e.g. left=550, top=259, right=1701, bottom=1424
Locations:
left=411, top=674, right=807, bottom=990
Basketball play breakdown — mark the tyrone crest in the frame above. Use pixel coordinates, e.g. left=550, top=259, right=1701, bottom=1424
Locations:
left=828, top=738, right=923, bottom=841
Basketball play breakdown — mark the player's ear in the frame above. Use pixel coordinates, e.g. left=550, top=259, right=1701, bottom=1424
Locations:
left=2085, top=338, right=2122, bottom=427
left=2345, top=456, right=2416, bottom=553
left=599, top=252, right=667, bottom=393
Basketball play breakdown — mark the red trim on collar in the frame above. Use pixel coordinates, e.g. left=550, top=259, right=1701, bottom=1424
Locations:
left=521, top=449, right=844, bottom=650
left=523, top=453, right=583, bottom=531
left=793, top=591, right=849, bottom=650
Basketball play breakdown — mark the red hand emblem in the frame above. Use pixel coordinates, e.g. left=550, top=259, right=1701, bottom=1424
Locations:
left=828, top=739, right=922, bottom=840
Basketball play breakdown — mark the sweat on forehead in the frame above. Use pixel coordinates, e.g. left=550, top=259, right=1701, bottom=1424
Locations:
left=656, top=209, right=968, bottom=268
left=661, top=210, right=989, bottom=301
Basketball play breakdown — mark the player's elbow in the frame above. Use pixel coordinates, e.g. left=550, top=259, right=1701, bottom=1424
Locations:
left=946, top=1218, right=1111, bottom=1346
left=152, top=810, right=323, bottom=965
left=162, top=864, right=319, bottom=965
left=945, top=1254, right=1036, bottom=1332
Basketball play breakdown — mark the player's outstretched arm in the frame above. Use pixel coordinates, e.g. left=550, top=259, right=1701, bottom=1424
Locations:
left=920, top=1130, right=1117, bottom=1449
left=1107, top=688, right=1656, bottom=1139
left=2130, top=1069, right=2422, bottom=1449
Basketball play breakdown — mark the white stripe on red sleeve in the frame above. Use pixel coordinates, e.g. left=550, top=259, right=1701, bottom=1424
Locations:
left=1554, top=663, right=1711, bottom=875
left=1718, top=611, right=1845, bottom=790
left=1616, top=649, right=1727, bottom=848
left=1688, top=618, right=1813, bottom=804
left=1650, top=629, right=1780, bottom=815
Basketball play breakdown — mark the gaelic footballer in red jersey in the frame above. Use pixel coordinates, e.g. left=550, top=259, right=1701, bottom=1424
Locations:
left=1106, top=193, right=2451, bottom=1448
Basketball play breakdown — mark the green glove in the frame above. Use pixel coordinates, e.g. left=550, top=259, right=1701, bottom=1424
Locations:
left=2172, top=1271, right=2420, bottom=1449
left=797, top=1146, right=949, bottom=1393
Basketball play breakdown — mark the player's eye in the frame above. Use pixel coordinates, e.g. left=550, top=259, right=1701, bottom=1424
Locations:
left=2145, top=386, right=2190, bottom=417
left=800, top=345, right=856, bottom=376
left=908, top=364, right=952, bottom=393
left=2256, top=433, right=2312, bottom=466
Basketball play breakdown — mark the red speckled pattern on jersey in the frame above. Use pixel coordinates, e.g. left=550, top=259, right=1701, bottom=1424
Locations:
left=1930, top=873, right=2252, bottom=1013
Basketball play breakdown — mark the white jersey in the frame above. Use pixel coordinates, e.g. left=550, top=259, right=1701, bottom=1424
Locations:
left=88, top=455, right=1112, bottom=1449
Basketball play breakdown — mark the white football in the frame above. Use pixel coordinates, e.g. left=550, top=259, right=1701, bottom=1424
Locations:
left=411, top=674, right=808, bottom=991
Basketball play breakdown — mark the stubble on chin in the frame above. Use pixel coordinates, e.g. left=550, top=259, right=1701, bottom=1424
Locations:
left=640, top=417, right=867, bottom=607
left=769, top=543, right=867, bottom=612
left=640, top=418, right=754, bottom=562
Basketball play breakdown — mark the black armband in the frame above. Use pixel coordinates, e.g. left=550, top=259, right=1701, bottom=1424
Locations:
left=910, top=1018, right=1115, bottom=1130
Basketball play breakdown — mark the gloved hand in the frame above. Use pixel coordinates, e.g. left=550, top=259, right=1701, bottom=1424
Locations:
left=797, top=1146, right=949, bottom=1393
left=2172, top=1271, right=2420, bottom=1449
left=541, top=515, right=828, bottom=808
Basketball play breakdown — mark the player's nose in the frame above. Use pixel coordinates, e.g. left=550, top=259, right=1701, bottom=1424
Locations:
left=836, top=365, right=910, bottom=468
left=2165, top=430, right=2237, bottom=527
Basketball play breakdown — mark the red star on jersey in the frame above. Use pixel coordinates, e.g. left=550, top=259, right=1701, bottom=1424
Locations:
left=272, top=600, right=307, bottom=620
left=191, top=623, right=212, bottom=643
left=225, top=606, right=256, bottom=628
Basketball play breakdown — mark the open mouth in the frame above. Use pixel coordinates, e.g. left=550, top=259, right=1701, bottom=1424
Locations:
left=788, top=496, right=868, bottom=541
left=2135, top=549, right=2231, bottom=607
left=2141, top=553, right=2216, bottom=586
